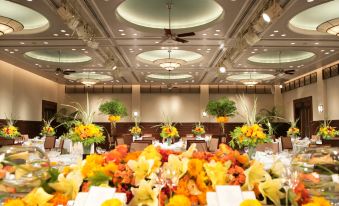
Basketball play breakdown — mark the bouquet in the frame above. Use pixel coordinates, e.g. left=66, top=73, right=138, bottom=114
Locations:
left=40, top=118, right=56, bottom=137
left=130, top=126, right=142, bottom=136
left=99, top=100, right=127, bottom=127
left=230, top=95, right=270, bottom=149
left=192, top=123, right=205, bottom=136
left=63, top=94, right=105, bottom=147
left=0, top=118, right=21, bottom=139
left=317, top=120, right=337, bottom=140
left=159, top=117, right=179, bottom=142
left=287, top=119, right=300, bottom=137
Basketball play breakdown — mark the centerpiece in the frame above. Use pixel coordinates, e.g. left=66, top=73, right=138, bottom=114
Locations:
left=159, top=118, right=179, bottom=146
left=317, top=120, right=337, bottom=140
left=130, top=116, right=142, bottom=141
left=206, top=97, right=237, bottom=134
left=230, top=96, right=270, bottom=158
left=0, top=118, right=21, bottom=139
left=192, top=122, right=205, bottom=138
left=99, top=100, right=127, bottom=146
left=63, top=94, right=105, bottom=157
left=287, top=119, right=300, bottom=139
left=40, top=117, right=56, bottom=137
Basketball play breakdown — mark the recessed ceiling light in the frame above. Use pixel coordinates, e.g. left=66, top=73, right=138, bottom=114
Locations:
left=238, top=64, right=242, bottom=66
left=129, top=48, right=133, bottom=50
left=314, top=42, right=319, bottom=45
left=65, top=33, right=70, bottom=36
left=219, top=66, right=226, bottom=73
left=270, top=34, right=275, bottom=36
left=307, top=0, right=314, bottom=2
left=274, top=30, right=279, bottom=33
left=27, top=0, right=33, bottom=1
left=60, top=29, right=66, bottom=33
left=138, top=48, right=142, bottom=51
left=279, top=85, right=283, bottom=88
left=19, top=42, right=25, bottom=45
left=251, top=51, right=255, bottom=53
left=9, top=51, right=14, bottom=54
left=72, top=48, right=76, bottom=51
left=155, top=41, right=159, bottom=43
left=297, top=65, right=301, bottom=68
left=291, top=42, right=295, bottom=45
left=254, top=48, right=258, bottom=51
left=320, top=50, right=325, bottom=52
left=84, top=51, right=89, bottom=53
left=4, top=49, right=9, bottom=51
left=133, top=33, right=137, bottom=36
left=206, top=51, right=210, bottom=53
left=213, top=33, right=219, bottom=36
left=202, top=33, right=207, bottom=36
left=197, top=48, right=201, bottom=51
left=207, top=48, right=211, bottom=51
left=14, top=49, right=19, bottom=51
left=330, top=49, right=335, bottom=52
left=121, top=33, right=126, bottom=36
left=281, top=34, right=286, bottom=36
left=81, top=48, right=86, bottom=51
left=53, top=33, right=58, bottom=36
left=263, top=49, right=268, bottom=51
left=118, top=29, right=124, bottom=32
left=35, top=63, right=39, bottom=66
left=216, top=29, right=221, bottom=32
left=43, top=41, right=48, bottom=44
left=116, top=80, right=120, bottom=83
left=262, top=12, right=271, bottom=23
left=130, top=51, right=134, bottom=53
left=289, top=66, right=293, bottom=68
left=324, top=52, right=329, bottom=54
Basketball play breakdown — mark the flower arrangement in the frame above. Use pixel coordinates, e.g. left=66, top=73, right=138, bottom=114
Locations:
left=40, top=117, right=56, bottom=137
left=206, top=97, right=237, bottom=134
left=160, top=125, right=179, bottom=140
left=0, top=118, right=21, bottom=139
left=130, top=115, right=142, bottom=137
left=63, top=94, right=105, bottom=151
left=317, top=120, right=337, bottom=140
left=230, top=95, right=270, bottom=150
left=2, top=144, right=332, bottom=206
left=192, top=123, right=205, bottom=136
left=287, top=119, right=300, bottom=137
left=99, top=100, right=127, bottom=127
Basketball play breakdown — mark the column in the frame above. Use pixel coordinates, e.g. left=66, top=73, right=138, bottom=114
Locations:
left=200, top=85, right=209, bottom=122
left=131, top=84, right=141, bottom=118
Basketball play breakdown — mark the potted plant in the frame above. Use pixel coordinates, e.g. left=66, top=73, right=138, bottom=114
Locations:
left=206, top=97, right=237, bottom=134
left=99, top=100, right=127, bottom=144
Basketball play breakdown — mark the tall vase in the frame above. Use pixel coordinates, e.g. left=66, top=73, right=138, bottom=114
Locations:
left=166, top=138, right=172, bottom=146
left=82, top=143, right=93, bottom=160
left=245, top=146, right=256, bottom=160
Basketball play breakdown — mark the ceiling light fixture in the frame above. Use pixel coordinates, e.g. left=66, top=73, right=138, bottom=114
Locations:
left=154, top=50, right=186, bottom=71
left=0, top=16, right=24, bottom=36
left=242, top=80, right=259, bottom=86
left=317, top=18, right=339, bottom=36
left=219, top=66, right=226, bottom=73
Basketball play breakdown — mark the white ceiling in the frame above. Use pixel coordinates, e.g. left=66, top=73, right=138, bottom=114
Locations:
left=0, top=0, right=338, bottom=86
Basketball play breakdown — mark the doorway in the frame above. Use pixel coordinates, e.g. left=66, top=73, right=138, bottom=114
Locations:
left=293, top=96, right=313, bottom=138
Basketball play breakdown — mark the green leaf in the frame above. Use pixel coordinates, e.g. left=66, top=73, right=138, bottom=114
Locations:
left=88, top=171, right=110, bottom=186
left=99, top=100, right=128, bottom=117
left=41, top=168, right=60, bottom=194
left=206, top=97, right=237, bottom=117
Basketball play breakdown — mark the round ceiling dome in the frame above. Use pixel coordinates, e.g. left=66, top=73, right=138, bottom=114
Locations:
left=248, top=51, right=315, bottom=65
left=64, top=72, right=113, bottom=82
left=25, top=50, right=92, bottom=64
left=116, top=0, right=224, bottom=32
left=0, top=0, right=49, bottom=34
left=137, top=49, right=202, bottom=65
left=227, top=73, right=275, bottom=81
left=289, top=0, right=339, bottom=35
left=147, top=73, right=192, bottom=80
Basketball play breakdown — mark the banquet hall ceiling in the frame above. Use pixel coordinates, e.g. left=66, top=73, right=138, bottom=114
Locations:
left=0, top=0, right=338, bottom=86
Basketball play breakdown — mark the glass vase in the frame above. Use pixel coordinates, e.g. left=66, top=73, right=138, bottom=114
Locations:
left=245, top=146, right=256, bottom=159
left=166, top=138, right=172, bottom=146
left=82, top=143, right=93, bottom=159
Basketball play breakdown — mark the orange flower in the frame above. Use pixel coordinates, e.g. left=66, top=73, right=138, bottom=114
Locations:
left=49, top=192, right=69, bottom=206
left=188, top=159, right=203, bottom=177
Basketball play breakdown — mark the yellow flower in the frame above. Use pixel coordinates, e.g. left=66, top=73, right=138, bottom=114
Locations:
left=203, top=160, right=231, bottom=189
left=166, top=195, right=191, bottom=206
left=82, top=154, right=105, bottom=178
left=108, top=115, right=121, bottom=122
left=49, top=169, right=83, bottom=199
left=101, top=198, right=123, bottom=206
left=188, top=159, right=203, bottom=177
left=162, top=154, right=188, bottom=184
left=242, top=161, right=270, bottom=191
left=302, top=196, right=331, bottom=206
left=216, top=116, right=229, bottom=123
left=22, top=187, right=54, bottom=206
left=240, top=199, right=262, bottom=206
left=259, top=179, right=284, bottom=206
left=130, top=180, right=159, bottom=206
left=4, top=199, right=26, bottom=206
left=127, top=156, right=154, bottom=185
left=139, top=145, right=162, bottom=171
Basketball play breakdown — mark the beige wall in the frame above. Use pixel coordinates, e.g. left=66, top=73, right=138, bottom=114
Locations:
left=325, top=75, right=339, bottom=120
left=0, top=60, right=59, bottom=121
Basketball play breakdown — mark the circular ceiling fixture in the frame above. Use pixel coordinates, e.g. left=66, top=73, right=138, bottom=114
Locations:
left=289, top=0, right=339, bottom=35
left=147, top=73, right=192, bottom=80
left=153, top=50, right=186, bottom=71
left=64, top=72, right=113, bottom=86
left=116, top=0, right=223, bottom=32
left=137, top=49, right=202, bottom=66
left=25, top=50, right=92, bottom=64
left=0, top=16, right=24, bottom=36
left=317, top=18, right=339, bottom=36
left=227, top=73, right=275, bottom=86
left=0, top=0, right=49, bottom=34
left=248, top=51, right=315, bottom=65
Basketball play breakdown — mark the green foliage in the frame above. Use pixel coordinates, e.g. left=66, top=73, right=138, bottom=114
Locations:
left=205, top=97, right=237, bottom=117
left=41, top=168, right=60, bottom=194
left=99, top=100, right=128, bottom=116
left=258, top=106, right=284, bottom=122
left=88, top=171, right=110, bottom=186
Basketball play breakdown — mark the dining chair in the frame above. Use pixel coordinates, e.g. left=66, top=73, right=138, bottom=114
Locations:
left=186, top=134, right=194, bottom=138
left=186, top=140, right=208, bottom=152
left=21, top=134, right=29, bottom=141
left=44, top=136, right=56, bottom=150
left=256, top=142, right=279, bottom=154
left=130, top=140, right=152, bottom=152
left=0, top=138, right=15, bottom=146
left=58, top=138, right=67, bottom=154
left=123, top=134, right=133, bottom=146
left=116, top=137, right=124, bottom=145
left=142, top=136, right=154, bottom=141
left=208, top=138, right=219, bottom=152
left=142, top=133, right=153, bottom=138
left=281, top=136, right=293, bottom=150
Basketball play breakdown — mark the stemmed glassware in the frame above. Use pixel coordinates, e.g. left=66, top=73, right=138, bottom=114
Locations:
left=280, top=166, right=299, bottom=206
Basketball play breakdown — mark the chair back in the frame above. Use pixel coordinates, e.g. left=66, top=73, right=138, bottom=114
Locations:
left=186, top=140, right=208, bottom=152
left=130, top=140, right=152, bottom=152
left=208, top=138, right=219, bottom=152
left=142, top=136, right=154, bottom=141
left=123, top=134, right=133, bottom=146
left=256, top=142, right=279, bottom=154
left=142, top=133, right=153, bottom=138
left=44, top=136, right=56, bottom=150
left=281, top=136, right=293, bottom=150
left=186, top=134, right=194, bottom=138
left=0, top=138, right=15, bottom=146
left=21, top=134, right=29, bottom=141
left=58, top=139, right=66, bottom=154
left=117, top=137, right=124, bottom=145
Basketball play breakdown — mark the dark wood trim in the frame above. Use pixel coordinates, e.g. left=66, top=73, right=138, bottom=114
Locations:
left=293, top=96, right=313, bottom=137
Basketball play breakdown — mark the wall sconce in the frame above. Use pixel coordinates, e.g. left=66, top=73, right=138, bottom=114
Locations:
left=133, top=111, right=139, bottom=117
left=202, top=111, right=207, bottom=117
left=318, top=104, right=324, bottom=113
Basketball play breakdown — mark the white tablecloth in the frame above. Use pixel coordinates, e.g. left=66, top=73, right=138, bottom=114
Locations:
left=254, top=151, right=292, bottom=170
left=153, top=140, right=186, bottom=151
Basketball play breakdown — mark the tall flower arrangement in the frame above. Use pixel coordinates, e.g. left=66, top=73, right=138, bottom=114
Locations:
left=206, top=97, right=237, bottom=134
left=192, top=122, right=205, bottom=137
left=317, top=120, right=337, bottom=140
left=159, top=117, right=179, bottom=145
left=63, top=94, right=105, bottom=153
left=129, top=116, right=142, bottom=138
left=287, top=119, right=300, bottom=138
left=230, top=96, right=270, bottom=155
left=0, top=117, right=21, bottom=139
left=99, top=100, right=127, bottom=144
left=40, top=117, right=56, bottom=137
